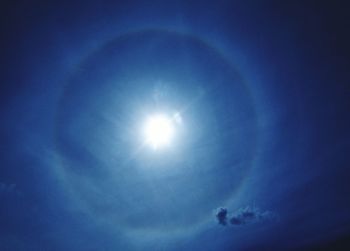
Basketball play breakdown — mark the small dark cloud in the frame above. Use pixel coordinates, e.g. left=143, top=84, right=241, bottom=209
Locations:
left=229, top=216, right=244, bottom=225
left=215, top=207, right=228, bottom=225
left=215, top=206, right=277, bottom=226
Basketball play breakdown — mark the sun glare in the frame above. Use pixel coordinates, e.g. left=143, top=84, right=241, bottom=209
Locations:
left=143, top=114, right=175, bottom=150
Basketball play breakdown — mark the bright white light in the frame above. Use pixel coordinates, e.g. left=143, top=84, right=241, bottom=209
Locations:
left=143, top=114, right=175, bottom=149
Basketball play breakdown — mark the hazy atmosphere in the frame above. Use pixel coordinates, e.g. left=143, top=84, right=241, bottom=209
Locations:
left=1, top=1, right=350, bottom=250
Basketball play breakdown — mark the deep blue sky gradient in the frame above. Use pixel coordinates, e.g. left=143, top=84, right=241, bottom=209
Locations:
left=1, top=1, right=350, bottom=250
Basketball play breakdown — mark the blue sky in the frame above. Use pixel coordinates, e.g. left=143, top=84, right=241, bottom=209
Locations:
left=1, top=1, right=350, bottom=250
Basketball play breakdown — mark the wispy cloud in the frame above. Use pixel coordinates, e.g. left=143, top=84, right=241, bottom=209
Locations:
left=0, top=182, right=19, bottom=196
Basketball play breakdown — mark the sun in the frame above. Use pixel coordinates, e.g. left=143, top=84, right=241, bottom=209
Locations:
left=143, top=114, right=175, bottom=150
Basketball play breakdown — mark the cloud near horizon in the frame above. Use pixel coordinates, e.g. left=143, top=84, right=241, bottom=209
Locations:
left=215, top=206, right=277, bottom=226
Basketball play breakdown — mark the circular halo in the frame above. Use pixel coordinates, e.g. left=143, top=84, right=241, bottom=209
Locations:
left=54, top=29, right=259, bottom=241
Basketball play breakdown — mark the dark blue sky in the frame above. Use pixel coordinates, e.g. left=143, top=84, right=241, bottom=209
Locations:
left=1, top=1, right=350, bottom=250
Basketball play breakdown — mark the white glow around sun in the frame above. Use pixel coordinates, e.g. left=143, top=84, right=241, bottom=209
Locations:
left=143, top=114, right=175, bottom=150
